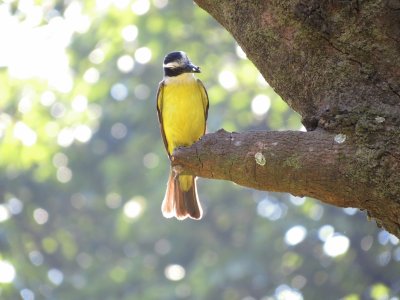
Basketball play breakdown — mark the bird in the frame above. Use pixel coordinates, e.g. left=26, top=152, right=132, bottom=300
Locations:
left=156, top=51, right=209, bottom=220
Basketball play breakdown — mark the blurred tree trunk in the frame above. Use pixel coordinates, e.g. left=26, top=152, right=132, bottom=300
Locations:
left=174, top=0, right=400, bottom=236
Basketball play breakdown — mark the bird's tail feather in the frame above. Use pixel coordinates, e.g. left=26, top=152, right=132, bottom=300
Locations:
left=161, top=171, right=202, bottom=220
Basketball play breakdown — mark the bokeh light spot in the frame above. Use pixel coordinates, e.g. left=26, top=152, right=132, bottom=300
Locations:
left=218, top=70, right=238, bottom=90
left=18, top=96, right=33, bottom=114
left=111, top=83, right=128, bottom=101
left=74, top=125, right=92, bottom=143
left=33, top=208, right=49, bottom=225
left=285, top=225, right=307, bottom=246
left=343, top=207, right=357, bottom=215
left=83, top=67, right=100, bottom=84
left=0, top=260, right=16, bottom=283
left=257, top=197, right=286, bottom=221
left=106, top=193, right=122, bottom=209
left=377, top=251, right=391, bottom=266
left=58, top=128, right=74, bottom=147
left=370, top=283, right=390, bottom=300
left=71, top=95, right=88, bottom=112
left=117, top=55, right=135, bottom=73
left=89, top=48, right=105, bottom=64
left=131, top=0, right=150, bottom=15
left=0, top=204, right=10, bottom=222
left=57, top=166, right=73, bottom=183
left=153, top=0, right=168, bottom=9
left=135, top=47, right=152, bottom=64
left=121, top=25, right=138, bottom=42
left=0, top=113, right=12, bottom=139
left=360, top=235, right=374, bottom=251
left=50, top=102, right=66, bottom=118
left=20, top=288, right=35, bottom=300
left=123, top=197, right=145, bottom=219
left=48, top=268, right=64, bottom=285
left=251, top=94, right=271, bottom=116
left=40, top=91, right=56, bottom=106
left=13, top=121, right=37, bottom=146
left=318, top=225, right=334, bottom=242
left=7, top=197, right=23, bottom=215
left=323, top=234, right=350, bottom=257
left=143, top=152, right=159, bottom=169
left=53, top=152, right=69, bottom=167
left=29, top=250, right=44, bottom=266
left=275, top=285, right=303, bottom=300
left=164, top=264, right=185, bottom=281
left=289, top=195, right=305, bottom=206
left=111, top=123, right=127, bottom=139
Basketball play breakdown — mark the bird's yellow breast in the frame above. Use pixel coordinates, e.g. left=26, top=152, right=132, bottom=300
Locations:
left=162, top=74, right=206, bottom=155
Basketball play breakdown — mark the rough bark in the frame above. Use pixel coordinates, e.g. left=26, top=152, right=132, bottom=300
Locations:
left=176, top=0, right=400, bottom=236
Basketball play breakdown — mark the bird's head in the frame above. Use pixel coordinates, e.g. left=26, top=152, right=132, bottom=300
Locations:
left=163, top=51, right=200, bottom=77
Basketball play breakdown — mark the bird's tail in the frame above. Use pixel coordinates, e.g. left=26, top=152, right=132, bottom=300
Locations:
left=161, top=170, right=202, bottom=220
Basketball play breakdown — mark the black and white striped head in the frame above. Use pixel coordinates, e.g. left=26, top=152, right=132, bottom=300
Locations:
left=163, top=51, right=200, bottom=77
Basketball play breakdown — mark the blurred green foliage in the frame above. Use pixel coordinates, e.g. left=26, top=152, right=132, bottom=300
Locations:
left=0, top=1, right=399, bottom=299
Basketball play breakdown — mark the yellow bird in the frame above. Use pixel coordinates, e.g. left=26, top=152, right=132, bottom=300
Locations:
left=156, top=51, right=209, bottom=220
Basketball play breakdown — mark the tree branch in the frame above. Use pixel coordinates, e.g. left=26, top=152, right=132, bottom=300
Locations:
left=173, top=129, right=400, bottom=237
left=173, top=129, right=361, bottom=207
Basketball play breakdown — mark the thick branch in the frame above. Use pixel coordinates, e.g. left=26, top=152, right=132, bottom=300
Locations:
left=173, top=129, right=400, bottom=236
left=174, top=129, right=360, bottom=206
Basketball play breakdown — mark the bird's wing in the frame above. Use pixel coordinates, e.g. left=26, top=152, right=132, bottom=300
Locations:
left=156, top=81, right=170, bottom=157
left=197, top=79, right=209, bottom=126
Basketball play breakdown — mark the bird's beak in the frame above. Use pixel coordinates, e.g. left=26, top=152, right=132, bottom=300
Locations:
left=186, top=62, right=201, bottom=73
